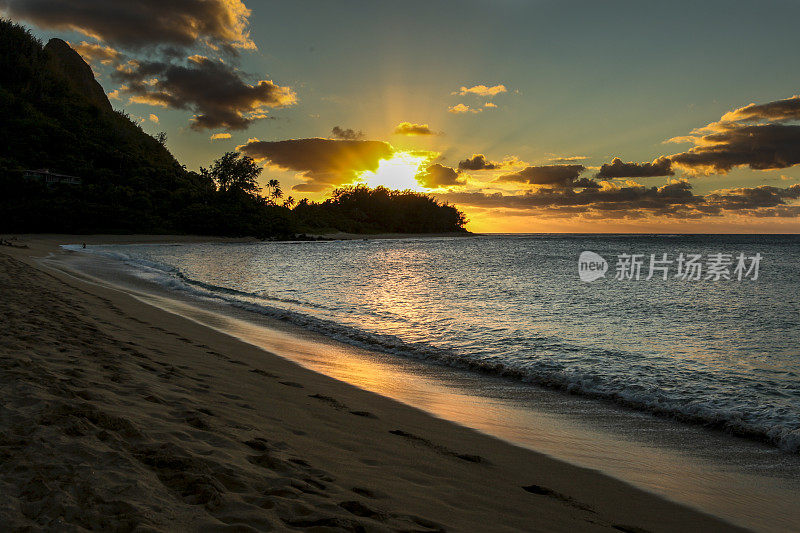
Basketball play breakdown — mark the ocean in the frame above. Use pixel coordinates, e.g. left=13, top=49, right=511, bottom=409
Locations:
left=67, top=234, right=800, bottom=454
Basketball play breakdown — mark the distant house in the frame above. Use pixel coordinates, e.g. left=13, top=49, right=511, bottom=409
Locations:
left=23, top=168, right=82, bottom=186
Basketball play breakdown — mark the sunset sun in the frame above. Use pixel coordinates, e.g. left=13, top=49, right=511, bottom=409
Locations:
left=359, top=152, right=428, bottom=191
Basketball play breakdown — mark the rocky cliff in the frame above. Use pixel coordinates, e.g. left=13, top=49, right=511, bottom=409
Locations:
left=44, top=38, right=112, bottom=112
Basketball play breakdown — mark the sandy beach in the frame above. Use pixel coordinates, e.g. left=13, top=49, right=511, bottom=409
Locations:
left=0, top=236, right=747, bottom=532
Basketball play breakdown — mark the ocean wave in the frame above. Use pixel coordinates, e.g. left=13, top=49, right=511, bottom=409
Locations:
left=67, top=244, right=800, bottom=454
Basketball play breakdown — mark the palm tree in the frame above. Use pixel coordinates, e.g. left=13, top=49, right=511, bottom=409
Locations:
left=283, top=196, right=295, bottom=208
left=261, top=178, right=281, bottom=202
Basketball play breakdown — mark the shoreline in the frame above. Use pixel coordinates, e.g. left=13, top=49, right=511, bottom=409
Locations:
left=0, top=235, right=749, bottom=531
left=0, top=232, right=474, bottom=248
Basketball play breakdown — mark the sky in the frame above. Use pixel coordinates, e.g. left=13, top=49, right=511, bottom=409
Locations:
left=5, top=0, right=800, bottom=232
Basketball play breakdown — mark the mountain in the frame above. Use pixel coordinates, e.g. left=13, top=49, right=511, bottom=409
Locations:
left=44, top=37, right=113, bottom=112
left=0, top=18, right=295, bottom=236
left=0, top=19, right=180, bottom=184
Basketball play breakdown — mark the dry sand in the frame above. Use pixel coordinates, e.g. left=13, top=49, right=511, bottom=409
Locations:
left=0, top=236, right=747, bottom=532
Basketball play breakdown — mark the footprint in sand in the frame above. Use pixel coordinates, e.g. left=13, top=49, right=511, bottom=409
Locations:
left=389, top=429, right=487, bottom=464
left=522, top=484, right=595, bottom=513
left=308, top=393, right=347, bottom=410
left=351, top=486, right=387, bottom=499
left=349, top=410, right=378, bottom=419
left=250, top=368, right=279, bottom=379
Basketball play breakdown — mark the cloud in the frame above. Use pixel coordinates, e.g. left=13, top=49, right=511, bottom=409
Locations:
left=670, top=124, right=800, bottom=175
left=666, top=96, right=800, bottom=175
left=148, top=113, right=159, bottom=123
left=394, top=122, right=435, bottom=136
left=331, top=126, right=363, bottom=140
left=548, top=155, right=588, bottom=164
left=448, top=103, right=479, bottom=114
left=210, top=132, right=231, bottom=141
left=454, top=84, right=507, bottom=97
left=2, top=0, right=255, bottom=52
left=720, top=95, right=800, bottom=123
left=483, top=102, right=497, bottom=109
left=70, top=40, right=121, bottom=65
left=497, top=164, right=593, bottom=187
left=415, top=163, right=463, bottom=188
left=237, top=138, right=394, bottom=190
left=705, top=184, right=800, bottom=210
left=437, top=181, right=700, bottom=216
left=113, top=56, right=296, bottom=130
left=435, top=182, right=800, bottom=219
left=597, top=157, right=673, bottom=178
left=458, top=154, right=499, bottom=171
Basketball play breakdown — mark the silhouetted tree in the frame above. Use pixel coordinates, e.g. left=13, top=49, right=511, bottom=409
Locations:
left=201, top=151, right=261, bottom=194
left=291, top=185, right=467, bottom=234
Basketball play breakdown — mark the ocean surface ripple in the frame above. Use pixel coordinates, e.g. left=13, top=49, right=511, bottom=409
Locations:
left=68, top=235, right=800, bottom=453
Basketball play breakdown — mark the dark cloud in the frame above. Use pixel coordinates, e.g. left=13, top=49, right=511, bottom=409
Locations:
left=721, top=95, right=800, bottom=123
left=2, top=0, right=255, bottom=52
left=415, top=164, right=463, bottom=188
left=458, top=154, right=498, bottom=171
left=113, top=55, right=295, bottom=130
left=572, top=177, right=601, bottom=188
left=437, top=181, right=701, bottom=217
left=497, top=164, right=596, bottom=188
left=670, top=124, right=800, bottom=175
left=394, top=122, right=435, bottom=136
left=435, top=182, right=800, bottom=219
left=666, top=95, right=800, bottom=175
left=331, top=126, right=363, bottom=140
left=705, top=184, right=800, bottom=210
left=237, top=138, right=394, bottom=190
left=597, top=157, right=673, bottom=178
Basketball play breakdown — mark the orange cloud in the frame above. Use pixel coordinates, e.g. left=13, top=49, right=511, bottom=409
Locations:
left=448, top=103, right=480, bottom=114
left=394, top=122, right=435, bottom=135
left=453, top=84, right=507, bottom=97
left=238, top=138, right=394, bottom=191
left=70, top=40, right=120, bottom=65
left=415, top=164, right=463, bottom=188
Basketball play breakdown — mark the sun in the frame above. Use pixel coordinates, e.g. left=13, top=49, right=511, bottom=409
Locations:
left=359, top=152, right=428, bottom=191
